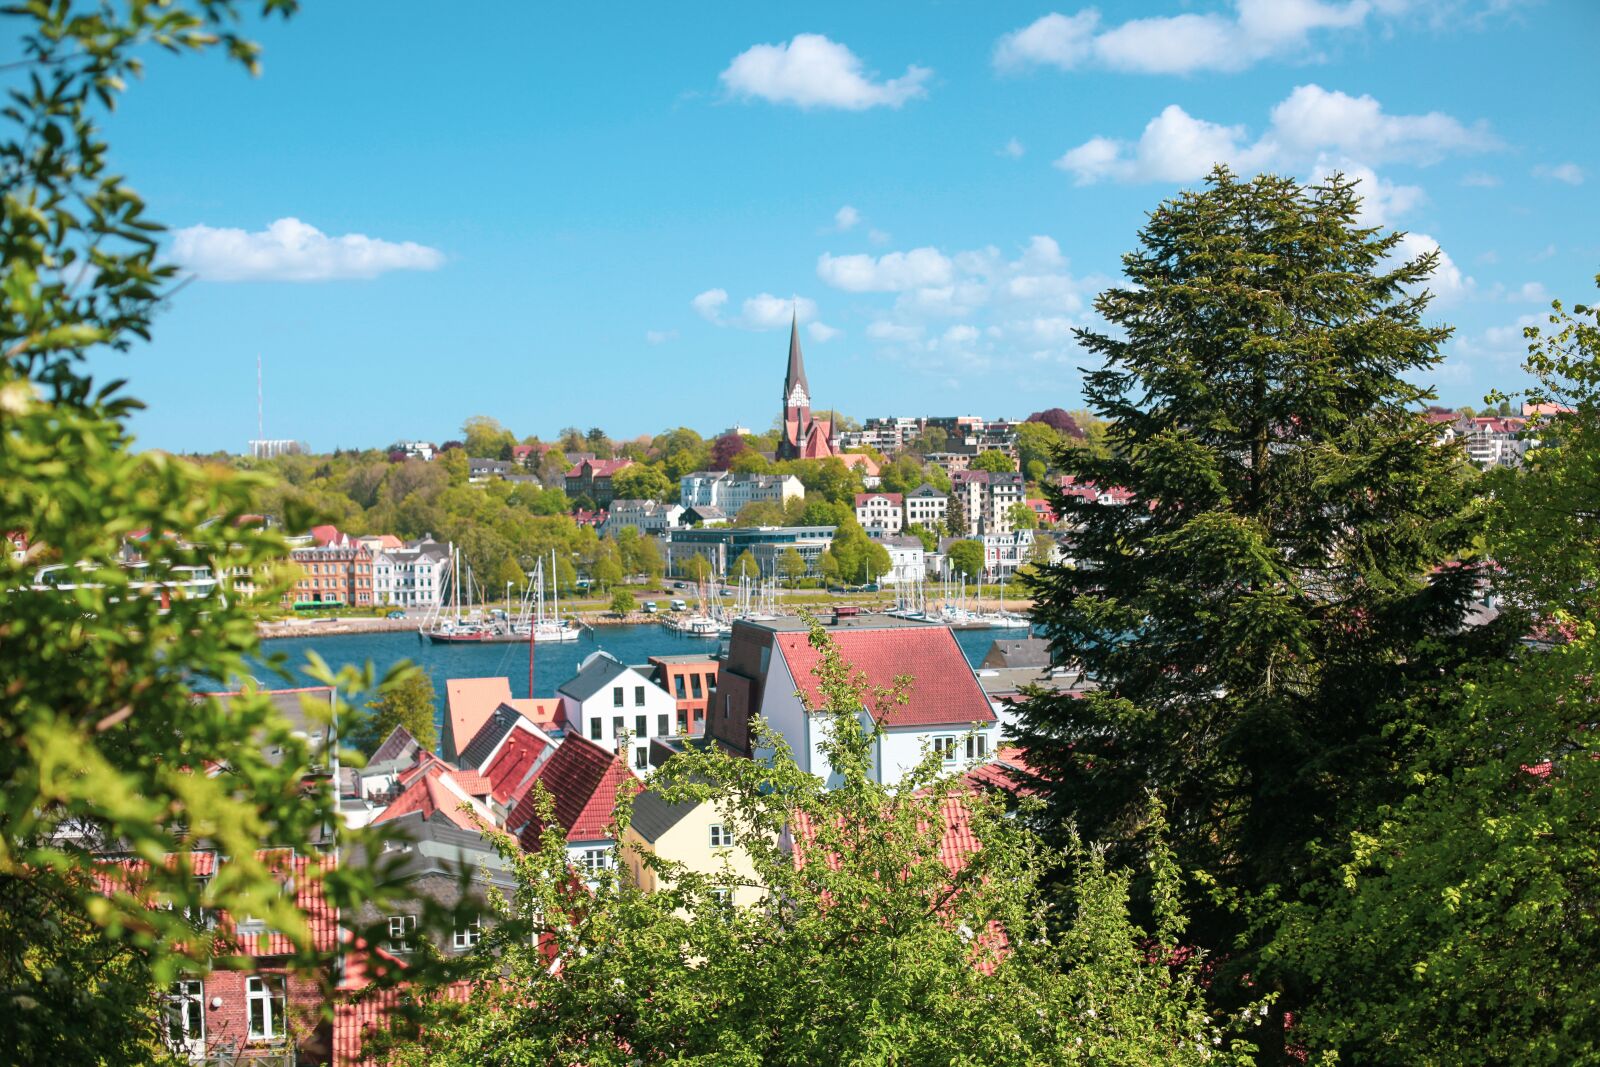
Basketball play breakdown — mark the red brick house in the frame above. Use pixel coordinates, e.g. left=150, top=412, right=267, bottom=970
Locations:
left=284, top=542, right=373, bottom=609
left=564, top=458, right=634, bottom=507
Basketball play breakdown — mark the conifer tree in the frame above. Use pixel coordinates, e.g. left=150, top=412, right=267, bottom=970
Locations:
left=1015, top=168, right=1506, bottom=1020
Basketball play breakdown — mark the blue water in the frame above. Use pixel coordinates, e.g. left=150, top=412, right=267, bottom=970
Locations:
left=238, top=623, right=1020, bottom=718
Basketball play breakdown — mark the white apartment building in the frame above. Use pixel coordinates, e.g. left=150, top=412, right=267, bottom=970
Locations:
left=853, top=492, right=904, bottom=535
left=949, top=471, right=1025, bottom=537
left=679, top=471, right=804, bottom=513
left=904, top=483, right=948, bottom=530
left=604, top=499, right=686, bottom=536
left=372, top=538, right=450, bottom=609
left=879, top=535, right=926, bottom=585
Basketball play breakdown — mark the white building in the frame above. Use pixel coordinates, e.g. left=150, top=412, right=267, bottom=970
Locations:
left=557, top=650, right=679, bottom=774
left=904, top=483, right=948, bottom=531
left=604, top=499, right=686, bottom=536
left=878, top=535, right=926, bottom=585
left=372, top=537, right=450, bottom=609
left=853, top=492, right=904, bottom=535
left=680, top=471, right=804, bottom=513
left=706, top=616, right=998, bottom=788
left=949, top=470, right=1025, bottom=537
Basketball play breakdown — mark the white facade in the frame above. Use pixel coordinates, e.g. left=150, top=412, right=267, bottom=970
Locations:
left=980, top=529, right=1035, bottom=581
left=950, top=471, right=1025, bottom=536
left=558, top=651, right=679, bottom=775
left=604, top=499, right=685, bottom=536
left=680, top=471, right=804, bottom=512
left=879, top=538, right=926, bottom=585
left=904, top=484, right=948, bottom=531
left=372, top=539, right=449, bottom=608
left=854, top=493, right=904, bottom=535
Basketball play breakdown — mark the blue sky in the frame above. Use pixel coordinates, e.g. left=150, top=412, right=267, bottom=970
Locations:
left=34, top=0, right=1599, bottom=452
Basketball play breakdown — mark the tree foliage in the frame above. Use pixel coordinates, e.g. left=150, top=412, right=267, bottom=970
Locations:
left=969, top=449, right=1015, bottom=473
left=1015, top=168, right=1507, bottom=1034
left=0, top=2, right=415, bottom=1059
left=385, top=621, right=1260, bottom=1066
left=352, top=666, right=439, bottom=754
left=1275, top=282, right=1600, bottom=1063
left=947, top=539, right=985, bottom=580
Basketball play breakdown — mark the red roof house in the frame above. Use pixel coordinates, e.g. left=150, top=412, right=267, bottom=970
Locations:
left=506, top=733, right=640, bottom=849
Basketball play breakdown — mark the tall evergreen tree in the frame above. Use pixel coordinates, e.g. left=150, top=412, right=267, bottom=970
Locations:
left=1015, top=169, right=1505, bottom=1028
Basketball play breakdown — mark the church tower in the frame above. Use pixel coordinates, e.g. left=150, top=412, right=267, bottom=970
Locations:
left=777, top=312, right=810, bottom=460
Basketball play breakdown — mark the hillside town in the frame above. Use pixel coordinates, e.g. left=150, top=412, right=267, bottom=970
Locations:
left=7, top=3, right=1599, bottom=1066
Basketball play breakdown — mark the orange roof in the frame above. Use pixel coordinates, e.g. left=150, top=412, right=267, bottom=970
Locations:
left=506, top=696, right=565, bottom=732
left=444, top=677, right=513, bottom=759
left=838, top=452, right=881, bottom=476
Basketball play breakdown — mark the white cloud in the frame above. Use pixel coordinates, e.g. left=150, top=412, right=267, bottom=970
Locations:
left=817, top=247, right=955, bottom=292
left=720, top=34, right=930, bottom=110
left=741, top=293, right=817, bottom=330
left=867, top=320, right=924, bottom=342
left=691, top=288, right=729, bottom=322
left=808, top=321, right=841, bottom=342
left=1056, top=84, right=1495, bottom=185
left=943, top=324, right=980, bottom=345
left=1000, top=137, right=1025, bottom=159
left=997, top=1, right=1378, bottom=76
left=645, top=329, right=678, bottom=344
left=834, top=205, right=861, bottom=230
left=170, top=217, right=443, bottom=282
left=1391, top=231, right=1473, bottom=302
left=868, top=228, right=892, bottom=246
left=1533, top=162, right=1584, bottom=185
left=1308, top=159, right=1425, bottom=226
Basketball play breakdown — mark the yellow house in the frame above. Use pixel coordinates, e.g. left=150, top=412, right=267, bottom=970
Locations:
left=622, top=789, right=765, bottom=911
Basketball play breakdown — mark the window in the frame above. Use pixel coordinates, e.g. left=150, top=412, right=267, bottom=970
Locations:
left=246, top=975, right=287, bottom=1041
left=613, top=715, right=624, bottom=738
left=612, top=686, right=624, bottom=707
left=673, top=676, right=686, bottom=699
left=634, top=685, right=646, bottom=706
left=581, top=848, right=612, bottom=875
left=634, top=747, right=649, bottom=770
left=932, top=735, right=958, bottom=763
left=165, top=980, right=205, bottom=1054
left=657, top=713, right=669, bottom=736
left=690, top=674, right=703, bottom=699
left=387, top=914, right=416, bottom=952
left=589, top=718, right=602, bottom=741
left=635, top=715, right=647, bottom=738
left=709, top=823, right=733, bottom=849
left=678, top=710, right=689, bottom=733
left=452, top=916, right=481, bottom=950
left=966, top=734, right=987, bottom=760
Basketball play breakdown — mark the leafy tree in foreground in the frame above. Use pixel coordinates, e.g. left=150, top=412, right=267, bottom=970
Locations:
left=384, top=621, right=1261, bottom=1065
left=1276, top=283, right=1600, bottom=1064
left=1015, top=168, right=1507, bottom=1035
left=0, top=1, right=417, bottom=1060
left=353, top=666, right=439, bottom=754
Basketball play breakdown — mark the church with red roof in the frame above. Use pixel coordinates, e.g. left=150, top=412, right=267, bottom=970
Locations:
left=775, top=312, right=839, bottom=461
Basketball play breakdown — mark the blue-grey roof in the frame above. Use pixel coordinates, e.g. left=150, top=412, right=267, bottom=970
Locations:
left=457, top=703, right=520, bottom=769
left=556, top=650, right=632, bottom=703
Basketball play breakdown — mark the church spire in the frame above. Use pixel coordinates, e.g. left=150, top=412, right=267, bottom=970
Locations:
left=784, top=309, right=809, bottom=402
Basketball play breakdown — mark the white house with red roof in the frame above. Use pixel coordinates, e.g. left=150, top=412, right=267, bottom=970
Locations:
left=709, top=615, right=999, bottom=789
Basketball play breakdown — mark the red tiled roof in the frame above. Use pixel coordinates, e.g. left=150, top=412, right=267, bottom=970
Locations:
left=485, top=727, right=550, bottom=805
left=773, top=627, right=996, bottom=728
left=958, top=746, right=1041, bottom=797
left=508, top=733, right=639, bottom=845
left=373, top=765, right=491, bottom=831
left=565, top=458, right=633, bottom=478
left=506, top=696, right=566, bottom=732
left=837, top=452, right=879, bottom=475
left=450, top=770, right=493, bottom=795
left=309, top=524, right=346, bottom=546
left=333, top=939, right=471, bottom=1067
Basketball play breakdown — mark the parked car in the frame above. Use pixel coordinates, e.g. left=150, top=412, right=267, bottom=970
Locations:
left=386, top=609, right=407, bottom=619
left=642, top=601, right=659, bottom=614
left=670, top=598, right=687, bottom=612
